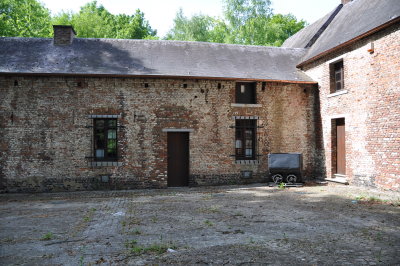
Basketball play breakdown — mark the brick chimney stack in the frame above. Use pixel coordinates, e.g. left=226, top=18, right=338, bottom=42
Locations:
left=53, top=25, right=76, bottom=46
left=341, top=0, right=352, bottom=4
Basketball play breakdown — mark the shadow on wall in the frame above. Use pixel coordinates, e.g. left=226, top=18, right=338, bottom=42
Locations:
left=312, top=84, right=326, bottom=179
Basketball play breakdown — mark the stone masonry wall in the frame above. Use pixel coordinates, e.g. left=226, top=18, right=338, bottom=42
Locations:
left=0, top=76, right=320, bottom=192
left=303, top=23, right=400, bottom=191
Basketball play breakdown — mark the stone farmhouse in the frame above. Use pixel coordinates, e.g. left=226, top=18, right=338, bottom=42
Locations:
left=0, top=0, right=399, bottom=192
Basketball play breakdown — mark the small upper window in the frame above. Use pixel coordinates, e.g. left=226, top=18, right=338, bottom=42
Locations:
left=94, top=119, right=118, bottom=161
left=330, top=60, right=344, bottom=93
left=235, top=82, right=256, bottom=104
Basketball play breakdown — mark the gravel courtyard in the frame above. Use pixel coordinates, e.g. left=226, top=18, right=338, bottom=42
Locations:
left=1, top=183, right=399, bottom=265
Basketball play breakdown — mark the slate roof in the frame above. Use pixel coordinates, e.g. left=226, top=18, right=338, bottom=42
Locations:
left=282, top=6, right=341, bottom=49
left=0, top=38, right=314, bottom=83
left=283, top=0, right=400, bottom=65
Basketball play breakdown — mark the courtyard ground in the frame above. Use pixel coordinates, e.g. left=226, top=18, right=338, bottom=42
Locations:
left=0, top=183, right=399, bottom=265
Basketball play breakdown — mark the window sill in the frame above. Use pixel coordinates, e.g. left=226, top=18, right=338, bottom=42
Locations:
left=235, top=160, right=260, bottom=165
left=327, top=90, right=348, bottom=98
left=231, top=103, right=262, bottom=108
left=90, top=161, right=123, bottom=167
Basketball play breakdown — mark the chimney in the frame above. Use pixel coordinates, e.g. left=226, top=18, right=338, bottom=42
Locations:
left=341, top=0, right=352, bottom=4
left=53, top=25, right=76, bottom=46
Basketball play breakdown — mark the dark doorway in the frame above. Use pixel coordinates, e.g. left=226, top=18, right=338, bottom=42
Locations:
left=167, top=132, right=189, bottom=187
left=334, top=118, right=346, bottom=175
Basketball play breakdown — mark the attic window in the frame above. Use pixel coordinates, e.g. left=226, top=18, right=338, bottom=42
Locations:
left=235, top=82, right=256, bottom=104
left=330, top=60, right=344, bottom=93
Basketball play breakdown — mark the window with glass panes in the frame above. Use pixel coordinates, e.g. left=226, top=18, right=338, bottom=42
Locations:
left=235, top=119, right=256, bottom=160
left=330, top=60, right=344, bottom=93
left=94, top=119, right=117, bottom=161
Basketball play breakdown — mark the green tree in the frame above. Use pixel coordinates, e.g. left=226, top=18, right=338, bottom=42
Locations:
left=165, top=9, right=231, bottom=43
left=223, top=0, right=272, bottom=29
left=0, top=0, right=52, bottom=37
left=52, top=1, right=156, bottom=39
left=165, top=9, right=221, bottom=42
left=165, top=0, right=305, bottom=46
left=263, top=14, right=306, bottom=46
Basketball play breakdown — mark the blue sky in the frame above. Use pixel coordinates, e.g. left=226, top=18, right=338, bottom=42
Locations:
left=40, top=0, right=340, bottom=37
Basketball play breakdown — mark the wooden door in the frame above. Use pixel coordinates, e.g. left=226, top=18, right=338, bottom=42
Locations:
left=167, top=132, right=189, bottom=187
left=336, top=119, right=346, bottom=175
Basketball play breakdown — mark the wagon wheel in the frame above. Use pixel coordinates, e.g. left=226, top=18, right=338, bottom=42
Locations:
left=272, top=174, right=283, bottom=184
left=286, top=174, right=297, bottom=184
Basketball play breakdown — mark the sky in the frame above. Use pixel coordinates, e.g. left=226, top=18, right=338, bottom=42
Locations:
left=40, top=0, right=340, bottom=37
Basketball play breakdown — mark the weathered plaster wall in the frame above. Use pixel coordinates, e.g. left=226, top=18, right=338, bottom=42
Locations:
left=0, top=76, right=320, bottom=192
left=303, top=23, right=400, bottom=191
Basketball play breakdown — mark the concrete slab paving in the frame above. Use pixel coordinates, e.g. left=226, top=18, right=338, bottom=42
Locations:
left=0, top=183, right=399, bottom=265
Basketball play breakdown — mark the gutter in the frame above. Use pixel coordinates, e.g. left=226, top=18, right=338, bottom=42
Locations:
left=0, top=72, right=318, bottom=85
left=297, top=16, right=400, bottom=68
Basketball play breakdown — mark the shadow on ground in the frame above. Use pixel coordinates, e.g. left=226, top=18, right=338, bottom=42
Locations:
left=0, top=184, right=399, bottom=265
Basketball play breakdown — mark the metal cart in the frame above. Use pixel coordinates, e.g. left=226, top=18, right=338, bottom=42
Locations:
left=268, top=153, right=303, bottom=184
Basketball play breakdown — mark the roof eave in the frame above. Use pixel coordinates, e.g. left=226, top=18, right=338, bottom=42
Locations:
left=0, top=72, right=317, bottom=84
left=297, top=16, right=400, bottom=68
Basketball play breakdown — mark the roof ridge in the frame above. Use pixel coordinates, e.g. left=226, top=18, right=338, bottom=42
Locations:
left=74, top=38, right=307, bottom=50
left=304, top=4, right=343, bottom=48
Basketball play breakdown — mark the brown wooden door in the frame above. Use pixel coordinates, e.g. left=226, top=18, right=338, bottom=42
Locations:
left=167, top=132, right=189, bottom=187
left=336, top=119, right=346, bottom=175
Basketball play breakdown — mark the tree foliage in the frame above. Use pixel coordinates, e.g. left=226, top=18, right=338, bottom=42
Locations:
left=166, top=0, right=306, bottom=46
left=0, top=0, right=52, bottom=37
left=165, top=9, right=228, bottom=43
left=52, top=1, right=156, bottom=39
left=1, top=0, right=156, bottom=39
left=1, top=0, right=306, bottom=45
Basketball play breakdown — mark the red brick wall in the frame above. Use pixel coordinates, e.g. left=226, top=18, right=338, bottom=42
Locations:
left=303, top=23, right=400, bottom=191
left=0, top=76, right=320, bottom=192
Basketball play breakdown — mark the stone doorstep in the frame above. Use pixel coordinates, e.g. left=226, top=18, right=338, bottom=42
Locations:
left=325, top=174, right=349, bottom=185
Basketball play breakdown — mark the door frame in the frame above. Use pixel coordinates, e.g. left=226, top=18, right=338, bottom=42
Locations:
left=163, top=128, right=193, bottom=187
left=331, top=117, right=346, bottom=177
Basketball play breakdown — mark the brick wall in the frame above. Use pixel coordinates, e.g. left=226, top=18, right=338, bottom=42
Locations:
left=303, top=23, right=400, bottom=191
left=0, top=76, right=321, bottom=192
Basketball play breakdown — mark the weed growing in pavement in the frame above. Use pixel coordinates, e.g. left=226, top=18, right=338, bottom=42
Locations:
left=1, top=237, right=13, bottom=243
left=248, top=238, right=256, bottom=244
left=201, top=194, right=213, bottom=200
left=78, top=245, right=86, bottom=266
left=354, top=195, right=394, bottom=204
left=283, top=232, right=289, bottom=243
left=79, top=255, right=84, bottom=266
left=375, top=249, right=383, bottom=262
left=41, top=253, right=54, bottom=259
left=204, top=220, right=214, bottom=226
left=40, top=232, right=54, bottom=241
left=128, top=217, right=142, bottom=225
left=129, top=229, right=141, bottom=235
left=278, top=182, right=285, bottom=189
left=83, top=207, right=96, bottom=222
left=125, top=239, right=177, bottom=255
left=125, top=239, right=138, bottom=248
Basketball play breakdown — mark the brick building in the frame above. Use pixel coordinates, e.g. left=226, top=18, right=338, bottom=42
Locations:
left=0, top=0, right=399, bottom=192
